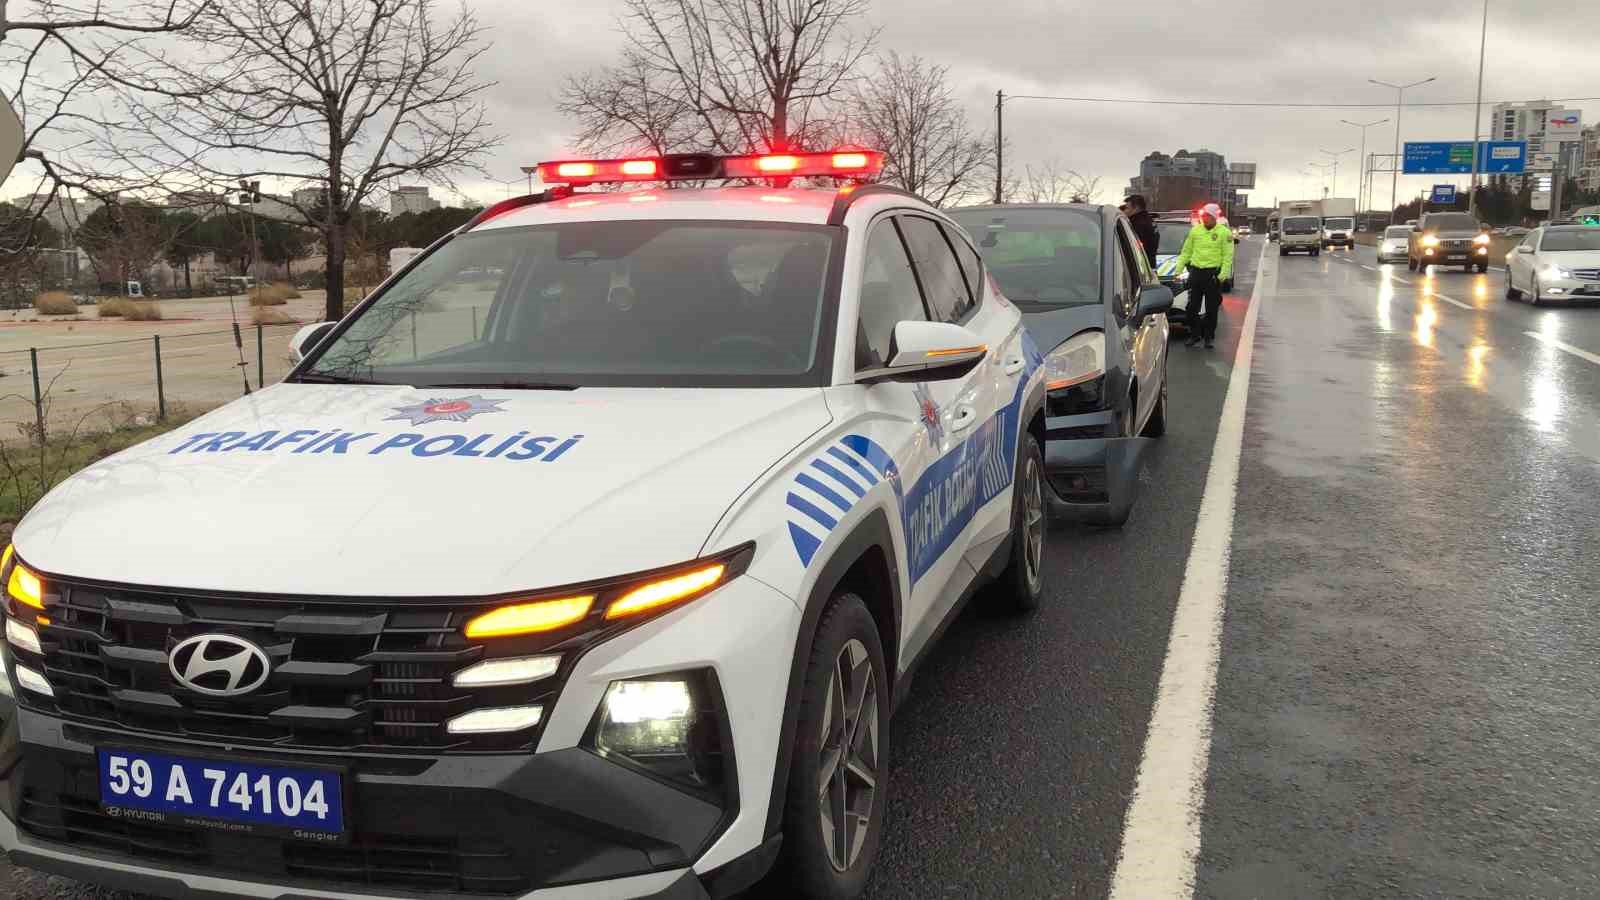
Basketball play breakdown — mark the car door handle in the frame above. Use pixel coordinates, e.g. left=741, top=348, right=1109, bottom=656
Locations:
left=1003, top=358, right=1025, bottom=376
left=950, top=405, right=978, bottom=432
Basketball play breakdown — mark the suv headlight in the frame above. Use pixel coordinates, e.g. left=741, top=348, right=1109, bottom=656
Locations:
left=586, top=670, right=732, bottom=798
left=1473, top=233, right=1490, bottom=245
left=1422, top=235, right=1440, bottom=247
left=1044, top=330, right=1106, bottom=417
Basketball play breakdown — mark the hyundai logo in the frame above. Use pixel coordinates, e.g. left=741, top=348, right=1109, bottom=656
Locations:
left=168, top=634, right=271, bottom=697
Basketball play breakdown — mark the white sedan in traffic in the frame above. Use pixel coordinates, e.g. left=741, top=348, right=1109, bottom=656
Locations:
left=1376, top=225, right=1412, bottom=263
left=1505, top=225, right=1600, bottom=305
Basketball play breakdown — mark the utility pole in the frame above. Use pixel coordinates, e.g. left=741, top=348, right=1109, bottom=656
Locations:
left=1371, top=77, right=1436, bottom=220
left=994, top=90, right=1004, bottom=204
left=1467, top=0, right=1489, bottom=216
left=1320, top=148, right=1355, bottom=197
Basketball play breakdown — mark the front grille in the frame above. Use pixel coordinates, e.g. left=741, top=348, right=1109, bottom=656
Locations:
left=1572, top=267, right=1600, bottom=282
left=19, top=579, right=558, bottom=753
left=19, top=787, right=528, bottom=894
left=1441, top=238, right=1470, bottom=250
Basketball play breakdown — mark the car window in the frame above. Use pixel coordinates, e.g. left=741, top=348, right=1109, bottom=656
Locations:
left=947, top=207, right=1102, bottom=307
left=305, top=220, right=836, bottom=388
left=856, top=220, right=928, bottom=370
left=1122, top=221, right=1155, bottom=285
left=945, top=224, right=986, bottom=309
left=1385, top=226, right=1412, bottom=238
left=897, top=215, right=975, bottom=323
left=1112, top=227, right=1140, bottom=321
left=1522, top=230, right=1540, bottom=250
left=1282, top=216, right=1320, bottom=233
left=1539, top=230, right=1600, bottom=252
left=1156, top=221, right=1193, bottom=254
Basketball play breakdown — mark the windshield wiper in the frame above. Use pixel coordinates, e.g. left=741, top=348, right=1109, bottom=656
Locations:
left=421, top=381, right=579, bottom=391
left=292, top=372, right=386, bottom=385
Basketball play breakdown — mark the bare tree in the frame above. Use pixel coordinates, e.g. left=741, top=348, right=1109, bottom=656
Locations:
left=1017, top=159, right=1102, bottom=204
left=845, top=52, right=987, bottom=207
left=0, top=2, right=209, bottom=249
left=125, top=0, right=499, bottom=320
left=562, top=0, right=875, bottom=157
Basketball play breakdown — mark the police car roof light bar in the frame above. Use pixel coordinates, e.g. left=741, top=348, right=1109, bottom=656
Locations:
left=534, top=150, right=885, bottom=187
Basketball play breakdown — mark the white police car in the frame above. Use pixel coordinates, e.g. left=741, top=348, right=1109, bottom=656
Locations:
left=0, top=150, right=1049, bottom=899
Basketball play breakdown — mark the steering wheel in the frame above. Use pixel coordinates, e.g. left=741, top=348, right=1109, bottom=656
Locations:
left=703, top=334, right=801, bottom=369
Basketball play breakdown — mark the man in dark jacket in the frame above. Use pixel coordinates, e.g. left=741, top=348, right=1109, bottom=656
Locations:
left=1122, top=194, right=1159, bottom=266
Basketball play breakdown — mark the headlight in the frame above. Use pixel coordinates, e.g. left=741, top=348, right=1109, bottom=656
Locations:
left=1422, top=235, right=1440, bottom=247
left=1546, top=265, right=1574, bottom=280
left=1043, top=330, right=1107, bottom=417
left=1473, top=233, right=1490, bottom=245
left=588, top=670, right=731, bottom=796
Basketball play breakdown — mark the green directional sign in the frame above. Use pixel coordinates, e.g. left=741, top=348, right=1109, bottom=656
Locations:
left=1447, top=144, right=1474, bottom=167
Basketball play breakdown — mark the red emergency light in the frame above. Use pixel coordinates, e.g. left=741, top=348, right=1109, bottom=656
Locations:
left=535, top=150, right=885, bottom=186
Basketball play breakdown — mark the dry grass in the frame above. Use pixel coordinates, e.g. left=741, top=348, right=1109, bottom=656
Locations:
left=248, top=283, right=299, bottom=306
left=251, top=306, right=294, bottom=325
left=34, top=291, right=78, bottom=315
left=98, top=297, right=131, bottom=318
left=122, top=301, right=162, bottom=321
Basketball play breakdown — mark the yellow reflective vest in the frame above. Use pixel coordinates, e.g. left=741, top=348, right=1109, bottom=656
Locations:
left=1173, top=222, right=1234, bottom=280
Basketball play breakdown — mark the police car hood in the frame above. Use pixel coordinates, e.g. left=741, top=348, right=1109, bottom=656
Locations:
left=16, top=383, right=830, bottom=596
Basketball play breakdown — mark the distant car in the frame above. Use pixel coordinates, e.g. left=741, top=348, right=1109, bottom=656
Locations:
left=1504, top=224, right=1600, bottom=305
left=1376, top=225, right=1412, bottom=263
left=1408, top=211, right=1489, bottom=273
left=950, top=204, right=1173, bottom=527
left=1235, top=224, right=1252, bottom=236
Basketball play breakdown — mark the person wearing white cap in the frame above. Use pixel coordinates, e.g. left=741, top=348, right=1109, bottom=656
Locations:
left=1172, top=203, right=1234, bottom=348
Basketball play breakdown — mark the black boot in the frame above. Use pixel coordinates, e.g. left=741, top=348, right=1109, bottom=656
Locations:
left=1204, top=337, right=1215, bottom=349
left=1185, top=332, right=1201, bottom=347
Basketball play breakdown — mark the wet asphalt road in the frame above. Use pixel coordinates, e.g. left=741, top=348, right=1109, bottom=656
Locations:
left=12, top=237, right=1600, bottom=898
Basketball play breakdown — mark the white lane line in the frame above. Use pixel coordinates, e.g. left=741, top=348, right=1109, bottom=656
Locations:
left=1429, top=293, right=1475, bottom=310
left=1360, top=264, right=1378, bottom=272
left=1525, top=330, right=1600, bottom=366
left=1108, top=239, right=1265, bottom=900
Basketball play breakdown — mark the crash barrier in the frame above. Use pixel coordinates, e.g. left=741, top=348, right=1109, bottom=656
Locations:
left=0, top=322, right=303, bottom=443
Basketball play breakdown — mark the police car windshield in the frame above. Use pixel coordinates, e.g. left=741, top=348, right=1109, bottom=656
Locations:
left=1156, top=222, right=1192, bottom=252
left=303, top=220, right=837, bottom=388
left=947, top=208, right=1101, bottom=307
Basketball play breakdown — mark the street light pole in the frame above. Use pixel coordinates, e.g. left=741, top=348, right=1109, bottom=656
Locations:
left=1319, top=147, right=1355, bottom=198
left=1467, top=0, right=1489, bottom=216
left=1370, top=76, right=1436, bottom=222
left=1341, top=118, right=1389, bottom=223
left=1309, top=161, right=1336, bottom=198
left=994, top=90, right=1005, bottom=204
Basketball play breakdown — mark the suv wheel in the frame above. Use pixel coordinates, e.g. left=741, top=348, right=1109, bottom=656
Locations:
left=777, top=592, right=889, bottom=899
left=991, top=432, right=1046, bottom=613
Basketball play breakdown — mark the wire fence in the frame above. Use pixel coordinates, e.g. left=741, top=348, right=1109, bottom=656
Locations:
left=0, top=322, right=304, bottom=444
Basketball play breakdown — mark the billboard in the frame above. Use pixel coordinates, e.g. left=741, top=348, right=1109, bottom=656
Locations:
left=1402, top=141, right=1526, bottom=174
left=1228, top=162, right=1257, bottom=190
left=1546, top=109, right=1582, bottom=142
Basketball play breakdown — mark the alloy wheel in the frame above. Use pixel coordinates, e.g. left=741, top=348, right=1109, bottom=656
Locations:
left=1022, top=454, right=1045, bottom=593
left=818, top=637, right=879, bottom=873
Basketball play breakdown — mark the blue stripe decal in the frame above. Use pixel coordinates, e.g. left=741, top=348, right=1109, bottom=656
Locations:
left=811, top=459, right=867, bottom=498
left=826, top=446, right=879, bottom=486
left=789, top=522, right=824, bottom=567
left=795, top=472, right=853, bottom=514
left=786, top=493, right=838, bottom=530
left=839, top=434, right=897, bottom=478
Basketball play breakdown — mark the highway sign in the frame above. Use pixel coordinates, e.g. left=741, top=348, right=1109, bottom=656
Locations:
left=1430, top=185, right=1457, bottom=204
left=1403, top=141, right=1526, bottom=174
left=1228, top=162, right=1257, bottom=189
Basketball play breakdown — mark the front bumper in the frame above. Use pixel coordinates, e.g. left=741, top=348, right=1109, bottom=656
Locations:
left=1538, top=278, right=1600, bottom=299
left=1041, top=412, right=1149, bottom=525
left=0, top=574, right=805, bottom=900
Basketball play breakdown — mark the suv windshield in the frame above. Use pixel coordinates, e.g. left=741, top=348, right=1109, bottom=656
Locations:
left=1425, top=213, right=1480, bottom=232
left=1541, top=230, right=1600, bottom=252
left=302, top=221, right=837, bottom=388
left=1156, top=221, right=1193, bottom=253
left=947, top=208, right=1101, bottom=307
left=1283, top=216, right=1320, bottom=233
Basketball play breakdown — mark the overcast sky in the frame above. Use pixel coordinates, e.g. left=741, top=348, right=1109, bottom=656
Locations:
left=451, top=0, right=1598, bottom=210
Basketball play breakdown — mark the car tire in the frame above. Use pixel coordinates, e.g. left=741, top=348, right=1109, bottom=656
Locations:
left=1278, top=247, right=1288, bottom=256
left=991, top=432, right=1046, bottom=614
left=1530, top=277, right=1542, bottom=307
left=1142, top=363, right=1168, bottom=439
left=776, top=591, right=890, bottom=900
left=1477, top=263, right=1488, bottom=273
left=1505, top=270, right=1522, bottom=301
left=1312, top=248, right=1321, bottom=257
left=1407, top=256, right=1417, bottom=271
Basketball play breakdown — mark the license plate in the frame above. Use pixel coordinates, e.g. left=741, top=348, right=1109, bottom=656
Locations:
left=98, top=749, right=345, bottom=839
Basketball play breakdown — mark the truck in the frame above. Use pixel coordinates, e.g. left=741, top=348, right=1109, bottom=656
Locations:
left=1320, top=198, right=1358, bottom=248
left=1278, top=200, right=1324, bottom=256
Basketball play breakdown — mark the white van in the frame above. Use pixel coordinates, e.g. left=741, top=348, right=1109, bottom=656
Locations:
left=1279, top=215, right=1323, bottom=256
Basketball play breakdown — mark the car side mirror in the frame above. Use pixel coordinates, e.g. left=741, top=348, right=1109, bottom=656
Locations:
left=857, top=321, right=988, bottom=383
left=1516, top=245, right=1533, bottom=253
left=289, top=321, right=337, bottom=363
left=1136, top=283, right=1174, bottom=318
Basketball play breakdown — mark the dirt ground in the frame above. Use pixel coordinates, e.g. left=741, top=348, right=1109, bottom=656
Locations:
left=0, top=291, right=334, bottom=440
